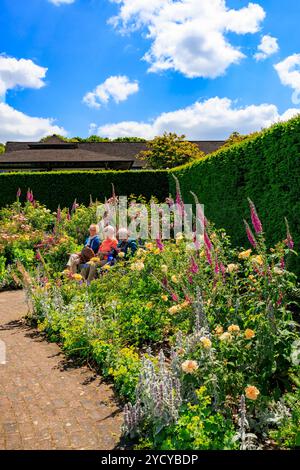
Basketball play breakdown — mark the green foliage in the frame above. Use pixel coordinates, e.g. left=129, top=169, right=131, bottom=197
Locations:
left=113, top=137, right=147, bottom=142
left=170, top=115, right=300, bottom=275
left=138, top=132, right=205, bottom=169
left=140, top=387, right=238, bottom=450
left=0, top=170, right=169, bottom=211
left=39, top=134, right=146, bottom=143
left=0, top=143, right=5, bottom=154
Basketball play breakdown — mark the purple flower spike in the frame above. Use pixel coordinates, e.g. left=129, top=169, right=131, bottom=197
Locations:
left=67, top=210, right=71, bottom=221
left=171, top=293, right=179, bottom=302
left=205, top=247, right=212, bottom=266
left=244, top=220, right=257, bottom=248
left=248, top=198, right=263, bottom=234
left=56, top=205, right=62, bottom=223
left=284, top=218, right=294, bottom=249
left=190, top=256, right=199, bottom=274
left=156, top=238, right=164, bottom=251
left=204, top=232, right=213, bottom=252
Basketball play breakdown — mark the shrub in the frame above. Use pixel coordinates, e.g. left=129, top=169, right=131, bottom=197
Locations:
left=138, top=133, right=205, bottom=169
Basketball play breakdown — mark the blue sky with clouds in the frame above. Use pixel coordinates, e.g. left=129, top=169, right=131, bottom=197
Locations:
left=0, top=0, right=300, bottom=142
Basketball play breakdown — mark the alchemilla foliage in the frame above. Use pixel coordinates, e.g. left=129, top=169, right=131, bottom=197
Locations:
left=0, top=190, right=299, bottom=450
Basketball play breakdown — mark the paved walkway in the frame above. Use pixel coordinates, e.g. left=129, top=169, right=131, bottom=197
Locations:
left=0, top=290, right=123, bottom=450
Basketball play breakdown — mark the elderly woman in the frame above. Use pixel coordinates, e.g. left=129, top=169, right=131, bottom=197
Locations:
left=115, top=228, right=137, bottom=259
left=66, top=224, right=100, bottom=274
left=82, top=225, right=118, bottom=283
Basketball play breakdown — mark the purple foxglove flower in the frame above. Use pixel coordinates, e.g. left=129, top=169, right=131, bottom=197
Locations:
left=67, top=210, right=71, bottom=221
left=156, top=238, right=164, bottom=251
left=205, top=247, right=212, bottom=265
left=190, top=257, right=199, bottom=274
left=162, top=277, right=168, bottom=288
left=280, top=257, right=285, bottom=269
left=248, top=198, right=263, bottom=234
left=71, top=199, right=78, bottom=213
left=171, top=293, right=179, bottom=302
left=16, top=188, right=21, bottom=198
left=284, top=218, right=294, bottom=249
left=26, top=189, right=32, bottom=202
left=244, top=220, right=257, bottom=248
left=204, top=232, right=213, bottom=252
left=220, top=262, right=226, bottom=275
left=56, top=205, right=61, bottom=223
left=188, top=275, right=193, bottom=284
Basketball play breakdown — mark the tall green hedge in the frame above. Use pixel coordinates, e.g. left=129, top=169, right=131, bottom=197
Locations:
left=169, top=115, right=300, bottom=274
left=0, top=170, right=169, bottom=210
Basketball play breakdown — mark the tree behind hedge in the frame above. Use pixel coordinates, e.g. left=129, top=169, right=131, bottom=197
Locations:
left=138, top=132, right=205, bottom=169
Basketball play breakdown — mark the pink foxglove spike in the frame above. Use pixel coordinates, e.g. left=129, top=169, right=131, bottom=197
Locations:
left=244, top=220, right=257, bottom=248
left=248, top=198, right=263, bottom=234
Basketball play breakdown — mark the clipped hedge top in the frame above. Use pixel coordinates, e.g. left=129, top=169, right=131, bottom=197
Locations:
left=172, top=114, right=300, bottom=173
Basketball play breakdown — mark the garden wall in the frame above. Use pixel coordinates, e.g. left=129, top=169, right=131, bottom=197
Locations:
left=169, top=115, right=300, bottom=274
left=0, top=170, right=169, bottom=210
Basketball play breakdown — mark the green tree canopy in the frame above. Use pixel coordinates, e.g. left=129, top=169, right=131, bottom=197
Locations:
left=138, top=132, right=205, bottom=169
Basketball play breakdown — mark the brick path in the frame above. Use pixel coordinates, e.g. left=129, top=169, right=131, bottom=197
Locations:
left=0, top=290, right=123, bottom=450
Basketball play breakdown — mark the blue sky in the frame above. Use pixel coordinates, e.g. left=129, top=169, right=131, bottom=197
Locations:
left=0, top=0, right=300, bottom=142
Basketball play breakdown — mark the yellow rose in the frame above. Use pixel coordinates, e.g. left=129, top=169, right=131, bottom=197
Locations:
left=146, top=302, right=153, bottom=308
left=244, top=329, right=255, bottom=340
left=161, top=264, right=168, bottom=274
left=73, top=273, right=83, bottom=281
left=161, top=294, right=168, bottom=302
left=252, top=255, right=264, bottom=266
left=200, top=337, right=212, bottom=349
left=219, top=332, right=232, bottom=342
left=238, top=249, right=252, bottom=260
left=200, top=250, right=205, bottom=258
left=102, top=264, right=110, bottom=270
left=145, top=242, right=153, bottom=251
left=136, top=248, right=146, bottom=257
left=169, top=305, right=181, bottom=315
left=135, top=261, right=145, bottom=271
left=226, top=264, right=239, bottom=273
left=245, top=385, right=260, bottom=400
left=228, top=324, right=240, bottom=334
left=248, top=275, right=256, bottom=282
left=118, top=252, right=125, bottom=258
left=171, top=275, right=179, bottom=283
left=215, top=325, right=224, bottom=335
left=273, top=266, right=284, bottom=275
left=153, top=248, right=161, bottom=255
left=181, top=360, right=199, bottom=374
left=180, top=301, right=190, bottom=309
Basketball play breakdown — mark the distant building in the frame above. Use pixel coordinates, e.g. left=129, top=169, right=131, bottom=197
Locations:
left=0, top=135, right=225, bottom=172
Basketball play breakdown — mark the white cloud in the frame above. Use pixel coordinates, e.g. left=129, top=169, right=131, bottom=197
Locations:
left=0, top=102, right=67, bottom=143
left=254, top=35, right=279, bottom=61
left=83, top=75, right=139, bottom=108
left=0, top=56, right=47, bottom=97
left=94, top=97, right=299, bottom=140
left=274, top=54, right=300, bottom=104
left=48, top=0, right=75, bottom=5
left=109, top=0, right=266, bottom=78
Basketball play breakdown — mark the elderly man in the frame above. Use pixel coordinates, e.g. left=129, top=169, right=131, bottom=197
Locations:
left=66, top=224, right=100, bottom=274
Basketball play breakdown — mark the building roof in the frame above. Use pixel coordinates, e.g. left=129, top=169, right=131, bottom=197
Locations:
left=1, top=138, right=225, bottom=172
left=0, top=148, right=139, bottom=171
